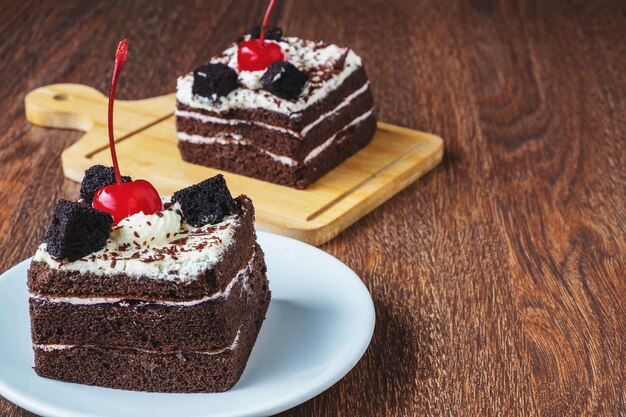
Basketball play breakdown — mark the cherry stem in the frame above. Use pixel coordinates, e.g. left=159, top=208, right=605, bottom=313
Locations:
left=107, top=39, right=128, bottom=185
left=259, top=0, right=276, bottom=44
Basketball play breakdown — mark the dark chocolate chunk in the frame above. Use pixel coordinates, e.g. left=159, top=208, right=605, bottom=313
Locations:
left=192, top=63, right=238, bottom=99
left=172, top=174, right=236, bottom=227
left=44, top=200, right=113, bottom=261
left=261, top=60, right=308, bottom=100
left=80, top=165, right=131, bottom=205
left=250, top=25, right=283, bottom=41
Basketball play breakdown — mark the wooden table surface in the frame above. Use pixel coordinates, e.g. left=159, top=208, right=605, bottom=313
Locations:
left=1, top=0, right=624, bottom=415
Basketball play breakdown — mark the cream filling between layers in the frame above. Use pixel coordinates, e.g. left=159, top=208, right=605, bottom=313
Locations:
left=32, top=199, right=242, bottom=282
left=34, top=327, right=242, bottom=355
left=175, top=82, right=370, bottom=140
left=178, top=109, right=373, bottom=167
left=30, top=249, right=257, bottom=306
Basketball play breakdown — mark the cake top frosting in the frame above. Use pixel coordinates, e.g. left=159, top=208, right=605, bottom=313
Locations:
left=37, top=169, right=241, bottom=281
left=176, top=36, right=363, bottom=116
left=34, top=198, right=241, bottom=281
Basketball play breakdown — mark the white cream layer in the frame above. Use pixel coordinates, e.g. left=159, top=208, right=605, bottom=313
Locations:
left=178, top=132, right=243, bottom=145
left=178, top=109, right=373, bottom=167
left=176, top=110, right=297, bottom=136
left=176, top=37, right=363, bottom=115
left=304, top=109, right=373, bottom=163
left=30, top=249, right=256, bottom=306
left=175, top=81, right=370, bottom=139
left=177, top=132, right=297, bottom=166
left=33, top=199, right=242, bottom=282
left=34, top=327, right=242, bottom=355
left=300, top=82, right=371, bottom=136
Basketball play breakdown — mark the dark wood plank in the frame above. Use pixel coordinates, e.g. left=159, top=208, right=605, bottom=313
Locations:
left=0, top=0, right=624, bottom=415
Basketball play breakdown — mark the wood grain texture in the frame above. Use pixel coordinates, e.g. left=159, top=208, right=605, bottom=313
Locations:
left=24, top=83, right=443, bottom=245
left=0, top=0, right=624, bottom=415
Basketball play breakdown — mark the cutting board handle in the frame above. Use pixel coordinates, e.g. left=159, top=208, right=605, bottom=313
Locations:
left=24, top=83, right=176, bottom=135
left=25, top=83, right=109, bottom=132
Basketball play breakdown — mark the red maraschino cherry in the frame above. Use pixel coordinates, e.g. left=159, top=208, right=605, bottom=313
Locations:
left=92, top=39, right=163, bottom=224
left=238, top=0, right=284, bottom=71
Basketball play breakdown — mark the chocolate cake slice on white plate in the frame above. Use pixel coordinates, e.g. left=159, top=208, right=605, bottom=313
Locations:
left=28, top=169, right=270, bottom=392
left=176, top=24, right=376, bottom=189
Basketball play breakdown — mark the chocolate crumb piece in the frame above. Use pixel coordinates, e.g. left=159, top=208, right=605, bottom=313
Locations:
left=44, top=199, right=113, bottom=261
left=250, top=25, right=283, bottom=41
left=147, top=221, right=152, bottom=226
left=79, top=165, right=132, bottom=205
left=192, top=63, right=238, bottom=99
left=133, top=231, right=140, bottom=238
left=171, top=174, right=236, bottom=227
left=111, top=259, right=117, bottom=268
left=261, top=60, right=308, bottom=100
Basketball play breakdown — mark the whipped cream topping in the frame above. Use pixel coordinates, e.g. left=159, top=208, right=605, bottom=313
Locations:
left=111, top=204, right=181, bottom=248
left=33, top=198, right=242, bottom=281
left=176, top=36, right=363, bottom=115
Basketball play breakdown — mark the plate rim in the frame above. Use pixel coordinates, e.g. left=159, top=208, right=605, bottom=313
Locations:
left=0, top=231, right=376, bottom=417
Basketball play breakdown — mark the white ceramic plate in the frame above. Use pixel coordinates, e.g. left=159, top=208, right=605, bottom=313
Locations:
left=0, top=231, right=375, bottom=417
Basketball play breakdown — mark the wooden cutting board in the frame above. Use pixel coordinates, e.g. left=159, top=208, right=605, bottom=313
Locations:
left=24, top=83, right=443, bottom=245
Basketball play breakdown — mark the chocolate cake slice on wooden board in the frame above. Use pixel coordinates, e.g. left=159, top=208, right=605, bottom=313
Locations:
left=176, top=31, right=376, bottom=189
left=28, top=170, right=271, bottom=392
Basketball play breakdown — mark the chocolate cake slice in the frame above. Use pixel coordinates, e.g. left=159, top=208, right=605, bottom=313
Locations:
left=176, top=33, right=376, bottom=189
left=28, top=172, right=270, bottom=392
